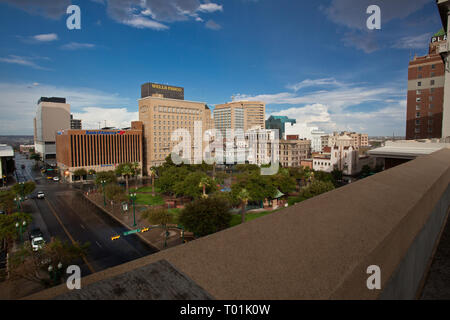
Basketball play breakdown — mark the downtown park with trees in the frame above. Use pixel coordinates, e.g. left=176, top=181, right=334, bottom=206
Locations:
left=89, top=157, right=346, bottom=241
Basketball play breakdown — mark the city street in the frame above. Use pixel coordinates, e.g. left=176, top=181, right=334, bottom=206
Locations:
left=13, top=153, right=158, bottom=277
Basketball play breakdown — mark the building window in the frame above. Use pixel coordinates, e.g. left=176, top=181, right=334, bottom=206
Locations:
left=429, top=104, right=433, bottom=109
left=416, top=90, right=422, bottom=95
left=418, top=74, right=423, bottom=79
left=418, top=82, right=422, bottom=87
left=416, top=112, right=420, bottom=118
left=416, top=105, right=421, bottom=110
left=418, top=66, right=422, bottom=71
left=415, top=128, right=420, bottom=133
left=416, top=97, right=421, bottom=102
left=431, top=88, right=435, bottom=93
left=431, top=72, right=435, bottom=77
left=431, top=80, right=435, bottom=86
left=431, top=64, right=435, bottom=69
left=415, top=120, right=420, bottom=125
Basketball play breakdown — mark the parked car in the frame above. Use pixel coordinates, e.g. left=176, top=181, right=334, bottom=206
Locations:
left=29, top=229, right=45, bottom=251
left=0, top=210, right=5, bottom=215
left=53, top=176, right=60, bottom=182
left=21, top=164, right=25, bottom=170
left=37, top=191, right=45, bottom=199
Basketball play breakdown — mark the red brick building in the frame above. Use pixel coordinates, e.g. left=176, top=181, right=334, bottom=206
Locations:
left=406, top=30, right=446, bottom=140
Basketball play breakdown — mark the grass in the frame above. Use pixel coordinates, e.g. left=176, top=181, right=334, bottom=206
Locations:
left=134, top=186, right=161, bottom=193
left=230, top=211, right=275, bottom=227
left=135, top=193, right=165, bottom=206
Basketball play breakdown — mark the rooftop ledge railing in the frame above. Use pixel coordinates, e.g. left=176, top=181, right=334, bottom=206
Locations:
left=27, top=148, right=450, bottom=300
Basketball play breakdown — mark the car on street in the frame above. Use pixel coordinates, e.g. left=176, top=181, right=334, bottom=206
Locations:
left=29, top=229, right=45, bottom=251
left=53, top=176, right=59, bottom=182
left=0, top=210, right=5, bottom=215
left=37, top=191, right=45, bottom=199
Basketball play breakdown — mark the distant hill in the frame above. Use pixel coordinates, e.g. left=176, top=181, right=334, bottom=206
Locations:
left=0, top=136, right=33, bottom=149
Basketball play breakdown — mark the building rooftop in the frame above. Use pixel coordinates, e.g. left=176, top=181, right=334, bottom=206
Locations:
left=0, top=144, right=14, bottom=157
left=26, top=149, right=450, bottom=300
left=368, top=140, right=450, bottom=159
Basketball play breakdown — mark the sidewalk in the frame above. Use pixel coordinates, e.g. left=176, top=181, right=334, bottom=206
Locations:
left=83, top=191, right=184, bottom=251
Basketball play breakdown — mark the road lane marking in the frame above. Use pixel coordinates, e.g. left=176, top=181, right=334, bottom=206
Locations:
left=44, top=198, right=96, bottom=273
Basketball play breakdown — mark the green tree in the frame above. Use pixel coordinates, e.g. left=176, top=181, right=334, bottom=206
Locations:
left=8, top=238, right=89, bottom=285
left=236, top=188, right=250, bottom=224
left=156, top=166, right=190, bottom=195
left=149, top=167, right=157, bottom=196
left=29, top=153, right=41, bottom=168
left=105, top=184, right=127, bottom=203
left=231, top=172, right=277, bottom=203
left=360, top=165, right=372, bottom=178
left=271, top=168, right=297, bottom=194
left=95, top=171, right=117, bottom=186
left=11, top=181, right=36, bottom=198
left=0, top=190, right=16, bottom=214
left=174, top=172, right=216, bottom=199
left=331, top=168, right=343, bottom=183
left=0, top=212, right=32, bottom=250
left=179, top=196, right=232, bottom=237
left=73, top=168, right=88, bottom=180
left=116, top=163, right=134, bottom=194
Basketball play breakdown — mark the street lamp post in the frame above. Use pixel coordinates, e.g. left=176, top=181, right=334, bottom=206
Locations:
left=48, top=262, right=63, bottom=285
left=101, top=179, right=106, bottom=207
left=15, top=220, right=26, bottom=242
left=129, top=192, right=137, bottom=228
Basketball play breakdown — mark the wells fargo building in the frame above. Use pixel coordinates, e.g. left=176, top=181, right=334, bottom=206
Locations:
left=138, top=82, right=214, bottom=171
left=56, top=121, right=143, bottom=181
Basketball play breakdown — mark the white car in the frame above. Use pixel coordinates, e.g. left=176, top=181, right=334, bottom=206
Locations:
left=53, top=176, right=59, bottom=181
left=37, top=191, right=45, bottom=199
left=31, top=236, right=45, bottom=251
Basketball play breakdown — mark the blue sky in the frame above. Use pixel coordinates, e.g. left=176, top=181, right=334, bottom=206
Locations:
left=0, top=0, right=443, bottom=136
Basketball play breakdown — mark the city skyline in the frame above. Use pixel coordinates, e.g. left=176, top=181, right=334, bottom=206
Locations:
left=0, top=0, right=442, bottom=136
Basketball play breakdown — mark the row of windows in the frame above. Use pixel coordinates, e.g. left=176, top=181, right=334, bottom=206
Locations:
left=417, top=80, right=436, bottom=87
left=418, top=64, right=436, bottom=71
left=70, top=134, right=141, bottom=168
left=416, top=88, right=436, bottom=95
left=154, top=106, right=202, bottom=115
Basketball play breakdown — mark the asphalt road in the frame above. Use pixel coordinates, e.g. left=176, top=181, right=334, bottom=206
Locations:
left=13, top=153, right=158, bottom=277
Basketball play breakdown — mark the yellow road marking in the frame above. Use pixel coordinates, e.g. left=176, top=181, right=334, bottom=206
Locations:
left=44, top=198, right=96, bottom=273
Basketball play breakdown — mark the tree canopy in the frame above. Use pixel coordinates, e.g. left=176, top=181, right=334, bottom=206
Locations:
left=179, top=196, right=232, bottom=237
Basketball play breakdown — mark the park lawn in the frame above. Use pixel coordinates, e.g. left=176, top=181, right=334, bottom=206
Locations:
left=230, top=211, right=274, bottom=227
left=135, top=193, right=165, bottom=206
left=135, top=186, right=161, bottom=193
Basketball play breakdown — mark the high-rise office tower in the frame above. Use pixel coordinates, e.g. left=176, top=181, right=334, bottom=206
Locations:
left=138, top=82, right=214, bottom=171
left=213, top=101, right=265, bottom=135
left=34, top=97, right=71, bottom=163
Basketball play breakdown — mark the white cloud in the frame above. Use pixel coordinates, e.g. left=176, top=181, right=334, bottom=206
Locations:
left=121, top=15, right=169, bottom=30
left=0, top=82, right=133, bottom=135
left=0, top=55, right=48, bottom=70
left=32, top=33, right=58, bottom=42
left=60, top=42, right=97, bottom=50
left=269, top=101, right=406, bottom=136
left=235, top=78, right=406, bottom=135
left=205, top=19, right=222, bottom=30
left=287, top=78, right=344, bottom=92
left=72, top=107, right=138, bottom=130
left=392, top=33, right=433, bottom=49
left=197, top=3, right=223, bottom=13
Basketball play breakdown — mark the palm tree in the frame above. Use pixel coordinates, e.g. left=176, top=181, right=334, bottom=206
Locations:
left=237, top=188, right=250, bottom=224
left=149, top=167, right=157, bottom=196
left=116, top=163, right=133, bottom=194
left=131, top=162, right=141, bottom=189
left=199, top=177, right=210, bottom=198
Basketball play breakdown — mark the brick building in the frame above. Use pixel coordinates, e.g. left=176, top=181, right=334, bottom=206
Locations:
left=56, top=122, right=143, bottom=182
left=406, top=30, right=446, bottom=140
